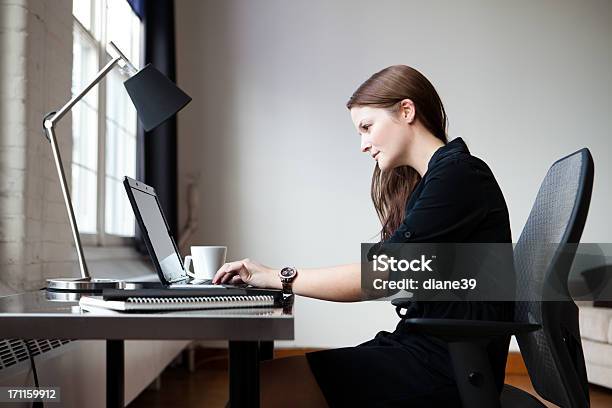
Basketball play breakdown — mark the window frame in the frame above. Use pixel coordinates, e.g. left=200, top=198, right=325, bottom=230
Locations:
left=72, top=0, right=141, bottom=247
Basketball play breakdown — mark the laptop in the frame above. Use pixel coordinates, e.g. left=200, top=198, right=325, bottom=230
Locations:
left=123, top=176, right=236, bottom=289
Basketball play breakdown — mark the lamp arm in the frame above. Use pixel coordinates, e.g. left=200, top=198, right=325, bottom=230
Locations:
left=42, top=124, right=90, bottom=279
left=40, top=50, right=130, bottom=280
left=45, top=56, right=122, bottom=127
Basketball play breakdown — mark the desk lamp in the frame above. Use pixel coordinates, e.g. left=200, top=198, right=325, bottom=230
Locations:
left=43, top=41, right=191, bottom=292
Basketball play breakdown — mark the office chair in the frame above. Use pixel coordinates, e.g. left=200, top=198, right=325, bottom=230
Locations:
left=394, top=148, right=594, bottom=407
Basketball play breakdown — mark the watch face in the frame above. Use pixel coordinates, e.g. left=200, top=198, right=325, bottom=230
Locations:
left=280, top=267, right=297, bottom=279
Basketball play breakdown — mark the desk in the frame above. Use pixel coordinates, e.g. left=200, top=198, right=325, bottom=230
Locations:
left=0, top=290, right=294, bottom=408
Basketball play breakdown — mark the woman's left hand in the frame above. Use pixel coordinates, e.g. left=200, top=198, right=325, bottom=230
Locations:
left=212, top=258, right=279, bottom=288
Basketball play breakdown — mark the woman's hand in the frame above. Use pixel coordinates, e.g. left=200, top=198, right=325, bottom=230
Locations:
left=212, top=258, right=278, bottom=288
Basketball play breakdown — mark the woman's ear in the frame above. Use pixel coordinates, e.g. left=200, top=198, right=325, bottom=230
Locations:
left=399, top=99, right=415, bottom=124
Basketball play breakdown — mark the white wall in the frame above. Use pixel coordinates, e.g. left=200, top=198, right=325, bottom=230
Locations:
left=175, top=0, right=612, bottom=348
left=0, top=0, right=77, bottom=295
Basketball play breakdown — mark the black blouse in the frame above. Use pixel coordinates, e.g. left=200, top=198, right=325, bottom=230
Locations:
left=387, top=136, right=511, bottom=244
left=386, top=137, right=514, bottom=393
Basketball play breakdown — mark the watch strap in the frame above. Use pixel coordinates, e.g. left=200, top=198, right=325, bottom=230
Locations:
left=282, top=280, right=293, bottom=295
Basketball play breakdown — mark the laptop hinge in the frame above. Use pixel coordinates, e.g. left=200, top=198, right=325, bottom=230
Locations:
left=168, top=275, right=188, bottom=283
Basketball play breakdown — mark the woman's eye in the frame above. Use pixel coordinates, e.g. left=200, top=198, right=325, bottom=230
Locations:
left=362, top=124, right=371, bottom=131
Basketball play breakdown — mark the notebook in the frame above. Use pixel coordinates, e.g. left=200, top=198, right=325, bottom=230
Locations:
left=79, top=293, right=278, bottom=312
left=79, top=287, right=283, bottom=312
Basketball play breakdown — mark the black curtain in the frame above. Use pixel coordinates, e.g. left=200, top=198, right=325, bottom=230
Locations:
left=131, top=0, right=179, bottom=252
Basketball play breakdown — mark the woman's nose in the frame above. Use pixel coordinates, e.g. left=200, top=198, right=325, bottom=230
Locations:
left=360, top=135, right=371, bottom=153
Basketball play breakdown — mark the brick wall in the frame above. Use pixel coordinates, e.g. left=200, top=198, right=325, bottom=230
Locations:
left=0, top=0, right=74, bottom=295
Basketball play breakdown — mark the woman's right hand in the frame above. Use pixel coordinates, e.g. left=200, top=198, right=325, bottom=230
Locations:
left=212, top=258, right=279, bottom=288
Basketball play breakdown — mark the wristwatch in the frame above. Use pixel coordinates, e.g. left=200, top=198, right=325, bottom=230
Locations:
left=279, top=267, right=298, bottom=296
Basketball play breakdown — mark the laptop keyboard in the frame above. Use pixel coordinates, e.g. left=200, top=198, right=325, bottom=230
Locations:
left=190, top=278, right=213, bottom=285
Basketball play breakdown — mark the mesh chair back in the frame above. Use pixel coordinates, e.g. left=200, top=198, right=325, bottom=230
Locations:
left=514, top=149, right=593, bottom=408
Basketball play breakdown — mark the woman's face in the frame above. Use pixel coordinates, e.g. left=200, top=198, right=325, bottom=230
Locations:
left=350, top=104, right=413, bottom=171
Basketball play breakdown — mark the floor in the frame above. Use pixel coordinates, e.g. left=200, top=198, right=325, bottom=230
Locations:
left=503, top=375, right=612, bottom=408
left=128, top=348, right=612, bottom=408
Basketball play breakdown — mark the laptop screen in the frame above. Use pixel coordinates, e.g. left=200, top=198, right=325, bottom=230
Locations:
left=129, top=185, right=185, bottom=283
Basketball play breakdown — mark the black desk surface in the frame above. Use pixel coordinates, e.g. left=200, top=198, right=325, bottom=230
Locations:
left=0, top=290, right=294, bottom=341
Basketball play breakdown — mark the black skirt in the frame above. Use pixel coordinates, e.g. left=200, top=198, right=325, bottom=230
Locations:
left=305, top=302, right=512, bottom=407
left=305, top=330, right=462, bottom=407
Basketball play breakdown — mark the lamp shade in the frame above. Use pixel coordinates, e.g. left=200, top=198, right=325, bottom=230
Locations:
left=123, top=63, right=192, bottom=132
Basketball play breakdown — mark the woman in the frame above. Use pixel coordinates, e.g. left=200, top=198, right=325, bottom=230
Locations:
left=212, top=65, right=513, bottom=407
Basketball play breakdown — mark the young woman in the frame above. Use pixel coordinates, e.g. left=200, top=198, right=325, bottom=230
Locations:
left=212, top=65, right=513, bottom=407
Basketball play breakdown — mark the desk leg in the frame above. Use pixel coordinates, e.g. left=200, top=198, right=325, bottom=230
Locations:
left=229, top=341, right=260, bottom=408
left=107, top=340, right=124, bottom=408
left=259, top=341, right=274, bottom=361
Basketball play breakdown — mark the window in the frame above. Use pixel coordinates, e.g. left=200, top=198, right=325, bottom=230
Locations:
left=72, top=0, right=142, bottom=245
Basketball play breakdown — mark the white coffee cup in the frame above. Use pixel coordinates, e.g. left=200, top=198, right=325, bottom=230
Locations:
left=184, top=246, right=227, bottom=281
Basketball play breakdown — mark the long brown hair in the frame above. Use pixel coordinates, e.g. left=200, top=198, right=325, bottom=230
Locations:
left=347, top=65, right=448, bottom=240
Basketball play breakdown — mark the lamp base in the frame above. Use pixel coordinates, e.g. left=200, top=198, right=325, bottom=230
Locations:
left=45, top=290, right=83, bottom=302
left=46, top=277, right=123, bottom=292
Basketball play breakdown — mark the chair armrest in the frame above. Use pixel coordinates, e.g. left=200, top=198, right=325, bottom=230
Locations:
left=403, top=318, right=540, bottom=341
